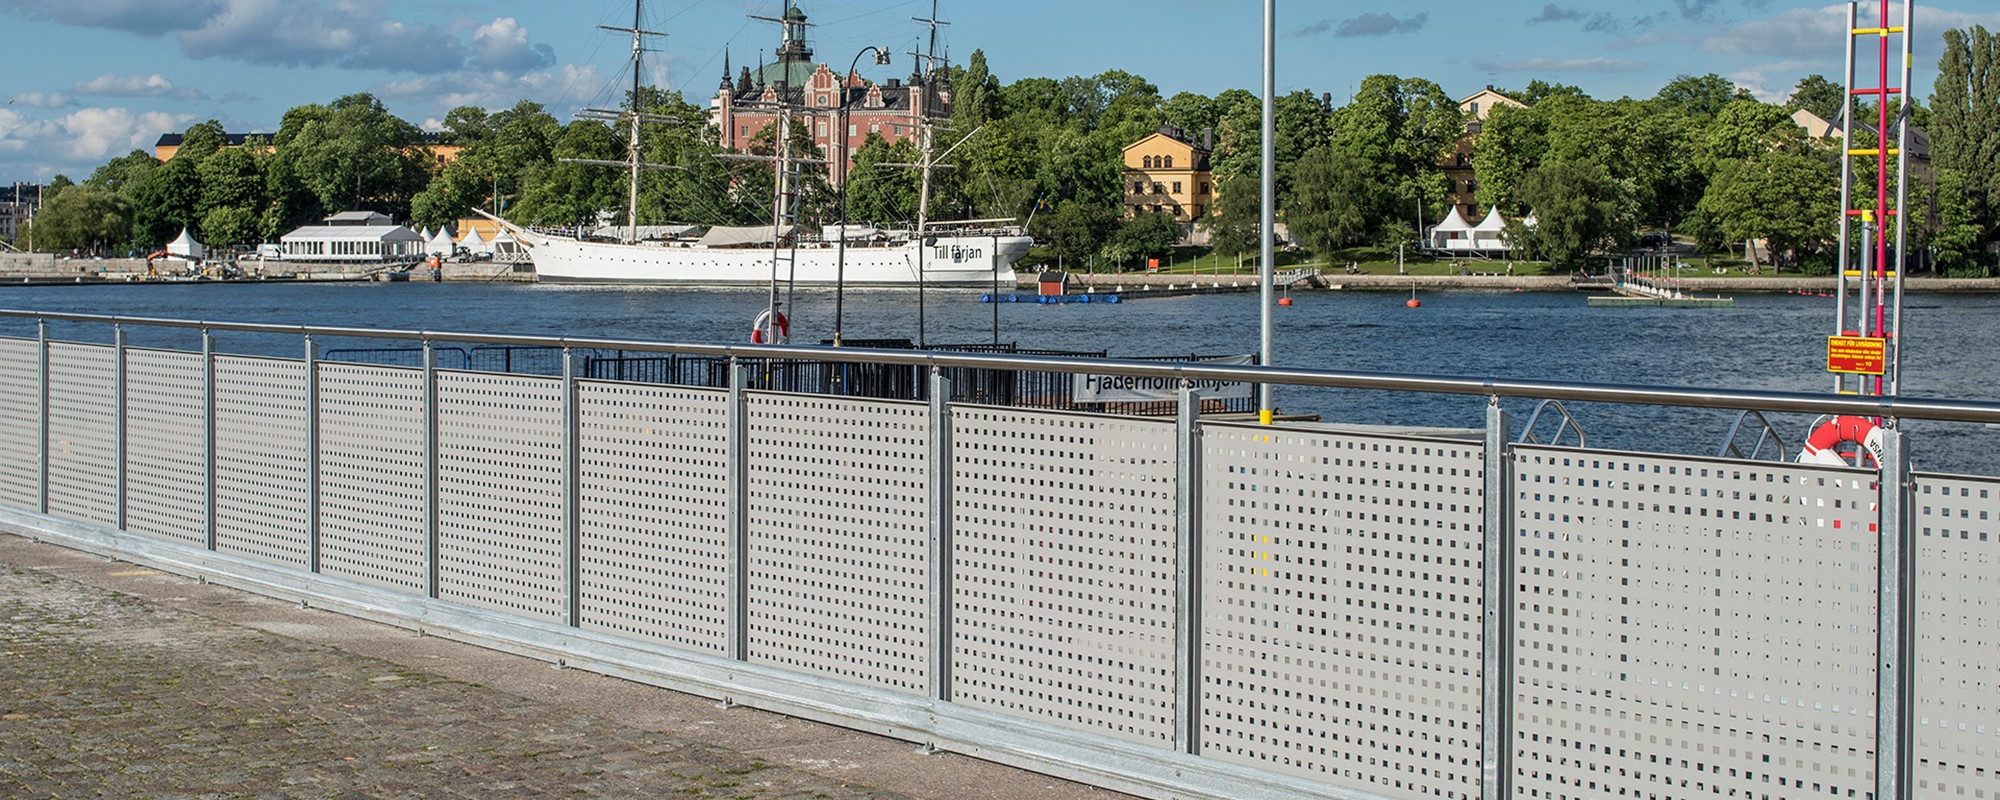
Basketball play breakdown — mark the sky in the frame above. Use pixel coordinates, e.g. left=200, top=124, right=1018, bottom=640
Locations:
left=2, top=0, right=1997, bottom=183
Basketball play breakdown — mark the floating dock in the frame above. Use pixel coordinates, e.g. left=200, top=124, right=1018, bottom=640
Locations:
left=1588, top=295, right=1735, bottom=308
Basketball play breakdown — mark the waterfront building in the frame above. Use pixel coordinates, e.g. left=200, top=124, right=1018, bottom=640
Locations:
left=1440, top=86, right=1527, bottom=220
left=0, top=183, right=39, bottom=246
left=1120, top=125, right=1215, bottom=225
left=278, top=211, right=424, bottom=262
left=707, top=3, right=948, bottom=187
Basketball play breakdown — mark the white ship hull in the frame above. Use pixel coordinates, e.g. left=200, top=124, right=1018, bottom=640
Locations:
left=518, top=230, right=1029, bottom=287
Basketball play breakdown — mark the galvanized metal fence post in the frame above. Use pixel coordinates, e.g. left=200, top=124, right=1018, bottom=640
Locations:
left=113, top=324, right=127, bottom=532
left=36, top=317, right=47, bottom=515
left=1480, top=401, right=1515, bottom=800
left=562, top=346, right=582, bottom=628
left=305, top=333, right=320, bottom=573
left=927, top=367, right=954, bottom=703
left=1173, top=384, right=1203, bottom=755
left=726, top=358, right=749, bottom=662
left=423, top=338, right=440, bottom=598
left=1877, top=425, right=1914, bottom=800
left=202, top=327, right=217, bottom=551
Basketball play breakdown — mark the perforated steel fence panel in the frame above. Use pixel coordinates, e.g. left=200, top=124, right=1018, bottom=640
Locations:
left=0, top=337, right=38, bottom=508
left=213, top=356, right=310, bottom=567
left=124, top=349, right=208, bottom=545
left=576, top=381, right=730, bottom=655
left=317, top=363, right=427, bottom=592
left=436, top=371, right=566, bottom=622
left=1511, top=447, right=1879, bottom=800
left=745, top=393, right=930, bottom=694
left=1912, top=473, right=2000, bottom=800
left=1198, top=424, right=1486, bottom=800
left=44, top=343, right=116, bottom=527
left=950, top=407, right=1178, bottom=747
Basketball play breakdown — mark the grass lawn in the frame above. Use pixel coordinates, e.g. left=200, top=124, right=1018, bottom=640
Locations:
left=1022, top=245, right=1820, bottom=280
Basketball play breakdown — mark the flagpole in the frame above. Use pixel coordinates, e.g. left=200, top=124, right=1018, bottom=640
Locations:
left=1258, top=0, right=1277, bottom=424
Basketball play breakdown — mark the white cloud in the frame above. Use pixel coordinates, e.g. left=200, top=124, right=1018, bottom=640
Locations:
left=71, top=73, right=206, bottom=100
left=1469, top=57, right=1648, bottom=74
left=471, top=17, right=556, bottom=74
left=1708, top=4, right=2000, bottom=59
left=8, top=92, right=74, bottom=109
left=0, top=105, right=194, bottom=178
left=376, top=63, right=603, bottom=119
left=0, top=0, right=221, bottom=34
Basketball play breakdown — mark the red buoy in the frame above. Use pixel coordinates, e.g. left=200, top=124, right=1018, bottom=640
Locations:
left=1278, top=297, right=1294, bottom=307
left=1406, top=298, right=1421, bottom=308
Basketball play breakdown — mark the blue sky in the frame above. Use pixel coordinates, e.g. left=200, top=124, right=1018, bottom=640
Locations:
left=3, top=1, right=1997, bottom=182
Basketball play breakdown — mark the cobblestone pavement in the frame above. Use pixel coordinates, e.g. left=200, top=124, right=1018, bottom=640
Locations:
left=0, top=557, right=913, bottom=800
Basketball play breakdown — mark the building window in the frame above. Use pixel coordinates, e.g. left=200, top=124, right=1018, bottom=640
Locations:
left=1172, top=181, right=1182, bottom=194
left=1134, top=181, right=1145, bottom=194
left=1163, top=155, right=1173, bottom=169
left=740, top=125, right=749, bottom=137
left=1200, top=182, right=1210, bottom=195
left=1153, top=183, right=1164, bottom=194
left=817, top=121, right=828, bottom=137
left=849, top=124, right=857, bottom=136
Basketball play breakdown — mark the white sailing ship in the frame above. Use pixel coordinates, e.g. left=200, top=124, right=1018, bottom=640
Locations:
left=489, top=0, right=1029, bottom=288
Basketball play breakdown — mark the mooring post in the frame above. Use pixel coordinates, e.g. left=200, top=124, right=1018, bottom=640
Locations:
left=36, top=317, right=47, bottom=515
left=1480, top=401, right=1515, bottom=800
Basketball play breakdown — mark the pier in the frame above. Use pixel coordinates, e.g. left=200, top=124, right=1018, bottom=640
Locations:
left=0, top=309, right=1996, bottom=800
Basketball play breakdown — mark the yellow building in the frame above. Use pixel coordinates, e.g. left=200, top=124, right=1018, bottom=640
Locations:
left=153, top=132, right=462, bottom=171
left=1441, top=87, right=1528, bottom=219
left=1121, top=126, right=1214, bottom=223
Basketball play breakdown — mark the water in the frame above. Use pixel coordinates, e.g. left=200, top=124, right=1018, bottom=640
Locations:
left=4, top=282, right=1997, bottom=474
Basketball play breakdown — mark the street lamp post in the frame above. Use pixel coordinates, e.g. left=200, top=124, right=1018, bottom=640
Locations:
left=834, top=45, right=892, bottom=348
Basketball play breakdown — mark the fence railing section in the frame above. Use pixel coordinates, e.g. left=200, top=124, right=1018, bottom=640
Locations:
left=0, top=315, right=1997, bottom=800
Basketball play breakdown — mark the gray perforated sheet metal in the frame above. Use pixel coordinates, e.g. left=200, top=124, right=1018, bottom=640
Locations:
left=577, top=381, right=729, bottom=654
left=317, top=363, right=427, bottom=592
left=950, top=407, right=1178, bottom=746
left=124, top=349, right=207, bottom=545
left=1511, top=446, right=1878, bottom=800
left=435, top=371, right=565, bottom=622
left=45, top=343, right=116, bottom=527
left=0, top=337, right=37, bottom=508
left=744, top=393, right=930, bottom=694
left=1199, top=424, right=1485, bottom=799
left=213, top=356, right=309, bottom=567
left=1912, top=473, right=2000, bottom=800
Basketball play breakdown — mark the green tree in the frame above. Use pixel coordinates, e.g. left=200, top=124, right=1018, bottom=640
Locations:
left=84, top=150, right=159, bottom=195
left=1700, top=99, right=1806, bottom=176
left=1786, top=74, right=1846, bottom=123
left=42, top=174, right=75, bottom=205
left=1100, top=212, right=1180, bottom=268
left=173, top=120, right=229, bottom=164
left=1201, top=171, right=1262, bottom=257
left=1515, top=159, right=1621, bottom=267
left=197, top=146, right=265, bottom=221
left=845, top=134, right=920, bottom=226
left=1283, top=145, right=1371, bottom=256
left=1035, top=202, right=1117, bottom=266
left=1653, top=73, right=1749, bottom=119
left=266, top=94, right=428, bottom=223
left=128, top=157, right=201, bottom=250
left=1695, top=150, right=1840, bottom=271
left=1327, top=75, right=1460, bottom=239
left=1931, top=25, right=1999, bottom=244
left=1930, top=168, right=1990, bottom=276
left=1471, top=103, right=1544, bottom=214
left=29, top=186, right=130, bottom=254
left=199, top=206, right=260, bottom=249
left=1513, top=80, right=1587, bottom=105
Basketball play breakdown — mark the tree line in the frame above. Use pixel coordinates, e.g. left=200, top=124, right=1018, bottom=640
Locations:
left=13, top=26, right=1998, bottom=275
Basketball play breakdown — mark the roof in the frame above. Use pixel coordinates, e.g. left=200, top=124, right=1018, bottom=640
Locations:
left=155, top=132, right=276, bottom=148
left=326, top=211, right=394, bottom=226
left=1432, top=207, right=1473, bottom=232
left=1472, top=207, right=1508, bottom=232
left=725, top=77, right=942, bottom=115
left=280, top=225, right=424, bottom=242
left=700, top=225, right=794, bottom=247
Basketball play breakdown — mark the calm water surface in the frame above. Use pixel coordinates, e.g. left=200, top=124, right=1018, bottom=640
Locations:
left=5, top=282, right=1997, bottom=474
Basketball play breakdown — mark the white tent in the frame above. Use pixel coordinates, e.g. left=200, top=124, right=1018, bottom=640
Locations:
left=1471, top=207, right=1511, bottom=251
left=419, top=227, right=434, bottom=242
left=491, top=228, right=525, bottom=260
left=166, top=227, right=206, bottom=259
left=427, top=227, right=457, bottom=255
left=1428, top=208, right=1473, bottom=250
left=461, top=227, right=493, bottom=255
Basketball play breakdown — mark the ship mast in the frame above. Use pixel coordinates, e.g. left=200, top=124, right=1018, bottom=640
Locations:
left=566, top=0, right=676, bottom=244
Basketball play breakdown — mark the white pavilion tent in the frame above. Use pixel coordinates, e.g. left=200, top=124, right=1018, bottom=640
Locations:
left=461, top=227, right=493, bottom=255
left=165, top=227, right=206, bottom=260
left=1470, top=207, right=1512, bottom=251
left=427, top=227, right=457, bottom=256
left=1427, top=208, right=1473, bottom=251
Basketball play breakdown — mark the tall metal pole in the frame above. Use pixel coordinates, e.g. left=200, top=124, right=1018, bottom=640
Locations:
left=1834, top=2, right=1858, bottom=395
left=1890, top=0, right=1913, bottom=396
left=834, top=46, right=889, bottom=348
left=1257, top=0, right=1276, bottom=424
left=625, top=0, right=644, bottom=244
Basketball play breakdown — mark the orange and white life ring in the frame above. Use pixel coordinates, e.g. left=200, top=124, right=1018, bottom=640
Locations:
left=1797, top=415, right=1885, bottom=467
left=750, top=308, right=789, bottom=345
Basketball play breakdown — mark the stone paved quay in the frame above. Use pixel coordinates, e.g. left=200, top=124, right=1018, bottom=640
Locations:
left=0, top=534, right=1126, bottom=800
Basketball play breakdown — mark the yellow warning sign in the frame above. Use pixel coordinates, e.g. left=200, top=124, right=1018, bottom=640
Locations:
left=1827, top=335, right=1888, bottom=375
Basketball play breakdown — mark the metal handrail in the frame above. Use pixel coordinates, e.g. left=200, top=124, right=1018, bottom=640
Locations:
left=1517, top=400, right=1586, bottom=448
left=10, top=308, right=2000, bottom=424
left=1718, top=409, right=1791, bottom=461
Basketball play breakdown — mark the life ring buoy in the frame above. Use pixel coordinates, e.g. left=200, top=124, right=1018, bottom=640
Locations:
left=1797, top=415, right=1885, bottom=467
left=751, top=308, right=789, bottom=345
